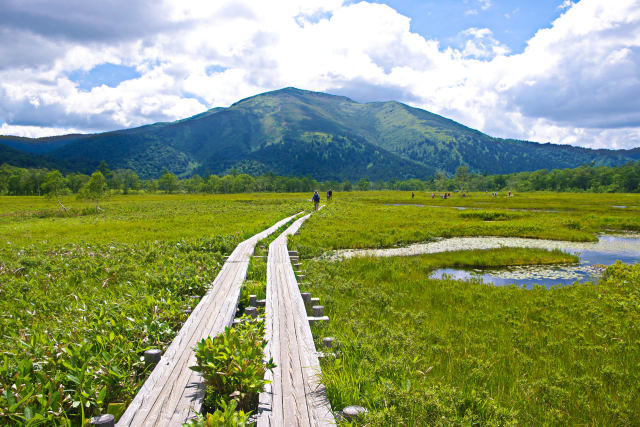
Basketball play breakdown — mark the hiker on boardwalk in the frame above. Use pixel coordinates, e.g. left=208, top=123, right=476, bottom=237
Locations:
left=312, top=190, right=320, bottom=210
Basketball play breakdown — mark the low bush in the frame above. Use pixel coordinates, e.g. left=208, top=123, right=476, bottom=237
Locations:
left=182, top=400, right=251, bottom=427
left=191, top=318, right=275, bottom=413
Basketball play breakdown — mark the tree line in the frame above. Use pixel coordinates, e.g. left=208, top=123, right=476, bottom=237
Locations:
left=1, top=160, right=639, bottom=197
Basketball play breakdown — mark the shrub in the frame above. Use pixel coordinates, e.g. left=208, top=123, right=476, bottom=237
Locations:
left=182, top=400, right=250, bottom=427
left=191, top=318, right=275, bottom=412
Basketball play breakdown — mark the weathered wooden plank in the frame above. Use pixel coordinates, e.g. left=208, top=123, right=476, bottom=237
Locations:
left=117, top=212, right=300, bottom=427
left=139, top=252, right=250, bottom=425
left=258, top=211, right=334, bottom=426
left=264, top=249, right=283, bottom=425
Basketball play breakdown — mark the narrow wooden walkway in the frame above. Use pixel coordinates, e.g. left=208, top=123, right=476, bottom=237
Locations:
left=117, top=212, right=301, bottom=426
left=258, top=213, right=334, bottom=426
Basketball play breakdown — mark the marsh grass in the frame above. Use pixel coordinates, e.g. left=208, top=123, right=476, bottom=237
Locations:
left=2, top=191, right=638, bottom=425
left=0, top=193, right=308, bottom=247
left=291, top=192, right=640, bottom=258
left=459, top=210, right=523, bottom=221
left=0, top=194, right=305, bottom=424
left=303, top=253, right=640, bottom=426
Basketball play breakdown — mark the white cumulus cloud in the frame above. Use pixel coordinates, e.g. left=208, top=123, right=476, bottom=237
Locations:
left=0, top=0, right=639, bottom=150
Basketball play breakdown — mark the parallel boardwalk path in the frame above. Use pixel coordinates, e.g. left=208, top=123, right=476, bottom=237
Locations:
left=258, top=213, right=334, bottom=426
left=117, top=212, right=301, bottom=426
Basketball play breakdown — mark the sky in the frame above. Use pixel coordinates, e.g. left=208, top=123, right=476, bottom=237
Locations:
left=0, top=0, right=639, bottom=149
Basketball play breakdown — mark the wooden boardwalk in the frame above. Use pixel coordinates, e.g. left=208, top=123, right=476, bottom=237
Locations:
left=257, top=213, right=334, bottom=426
left=117, top=212, right=301, bottom=426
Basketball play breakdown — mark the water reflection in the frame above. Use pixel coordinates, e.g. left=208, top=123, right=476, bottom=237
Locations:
left=429, top=235, right=639, bottom=288
left=430, top=265, right=600, bottom=289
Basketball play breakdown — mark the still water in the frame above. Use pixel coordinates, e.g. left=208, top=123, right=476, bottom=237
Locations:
left=429, top=235, right=640, bottom=288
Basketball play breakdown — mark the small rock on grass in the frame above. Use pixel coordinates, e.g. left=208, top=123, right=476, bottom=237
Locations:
left=342, top=405, right=368, bottom=420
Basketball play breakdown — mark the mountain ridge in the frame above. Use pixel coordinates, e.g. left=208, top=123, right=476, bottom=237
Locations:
left=1, top=87, right=638, bottom=179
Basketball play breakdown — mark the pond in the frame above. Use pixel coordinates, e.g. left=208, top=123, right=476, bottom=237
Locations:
left=432, top=234, right=640, bottom=288
left=331, top=234, right=640, bottom=288
left=429, top=264, right=603, bottom=288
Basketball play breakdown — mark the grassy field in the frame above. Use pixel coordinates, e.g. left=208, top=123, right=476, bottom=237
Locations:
left=304, top=258, right=639, bottom=425
left=2, top=191, right=639, bottom=425
left=291, top=191, right=640, bottom=258
left=0, top=194, right=307, bottom=425
left=0, top=193, right=309, bottom=246
left=291, top=191, right=640, bottom=425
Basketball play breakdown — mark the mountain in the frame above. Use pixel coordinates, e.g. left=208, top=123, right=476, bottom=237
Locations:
left=1, top=87, right=638, bottom=180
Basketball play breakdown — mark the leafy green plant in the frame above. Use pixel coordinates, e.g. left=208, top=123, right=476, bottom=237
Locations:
left=191, top=318, right=275, bottom=412
left=182, top=400, right=251, bottom=427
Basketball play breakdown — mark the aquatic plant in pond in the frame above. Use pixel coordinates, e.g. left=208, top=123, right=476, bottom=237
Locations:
left=424, top=234, right=640, bottom=287
left=430, top=264, right=604, bottom=288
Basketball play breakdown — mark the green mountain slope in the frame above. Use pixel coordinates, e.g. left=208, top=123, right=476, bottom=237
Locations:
left=1, top=87, right=637, bottom=179
left=0, top=142, right=90, bottom=172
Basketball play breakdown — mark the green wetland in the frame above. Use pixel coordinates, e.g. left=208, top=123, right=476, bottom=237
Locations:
left=334, top=233, right=640, bottom=287
left=291, top=191, right=640, bottom=425
left=0, top=194, right=306, bottom=425
left=1, top=191, right=639, bottom=425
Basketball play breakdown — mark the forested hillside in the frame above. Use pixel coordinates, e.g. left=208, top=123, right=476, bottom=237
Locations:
left=1, top=88, right=637, bottom=180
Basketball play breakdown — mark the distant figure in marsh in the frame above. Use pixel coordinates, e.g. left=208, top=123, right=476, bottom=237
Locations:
left=432, top=193, right=435, bottom=199
left=411, top=192, right=415, bottom=199
left=327, top=189, right=333, bottom=201
left=312, top=190, right=320, bottom=210
left=508, top=191, right=512, bottom=197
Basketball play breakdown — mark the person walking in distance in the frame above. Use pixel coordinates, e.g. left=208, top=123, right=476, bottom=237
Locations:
left=312, top=190, right=320, bottom=210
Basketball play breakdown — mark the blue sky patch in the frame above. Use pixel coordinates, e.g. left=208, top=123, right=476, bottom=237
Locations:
left=295, top=10, right=333, bottom=27
left=206, top=64, right=228, bottom=75
left=69, top=63, right=141, bottom=91
left=369, top=0, right=569, bottom=54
